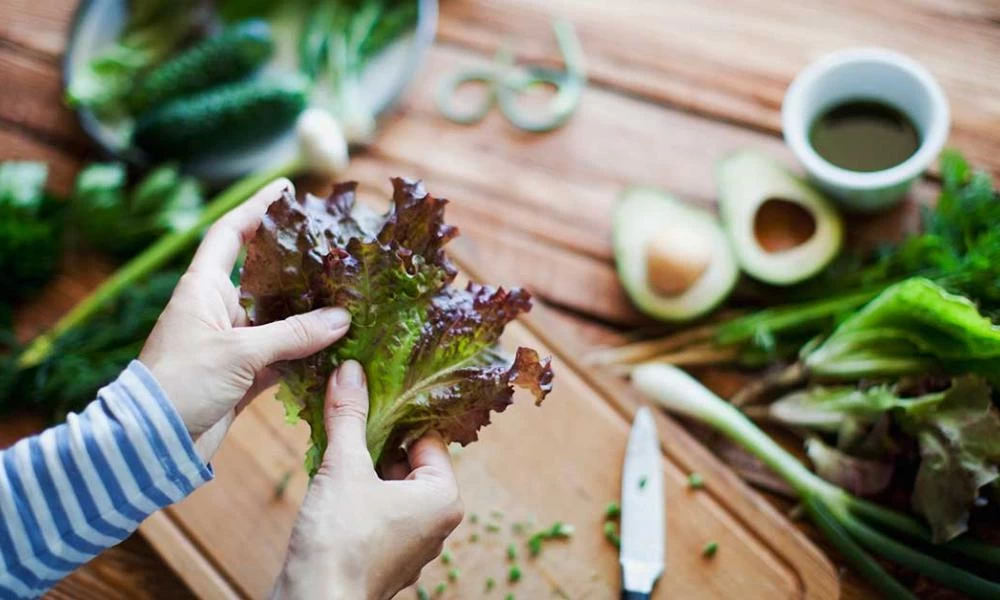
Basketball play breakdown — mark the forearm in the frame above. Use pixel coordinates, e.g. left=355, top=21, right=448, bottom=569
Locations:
left=0, top=361, right=212, bottom=598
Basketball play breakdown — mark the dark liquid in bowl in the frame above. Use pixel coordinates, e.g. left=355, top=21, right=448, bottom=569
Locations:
left=809, top=100, right=920, bottom=172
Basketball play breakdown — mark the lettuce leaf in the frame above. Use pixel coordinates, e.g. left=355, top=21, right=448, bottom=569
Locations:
left=805, top=278, right=1000, bottom=382
left=898, top=376, right=1000, bottom=542
left=241, top=178, right=553, bottom=474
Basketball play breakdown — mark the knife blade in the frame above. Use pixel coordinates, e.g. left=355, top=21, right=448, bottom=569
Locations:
left=620, top=406, right=665, bottom=599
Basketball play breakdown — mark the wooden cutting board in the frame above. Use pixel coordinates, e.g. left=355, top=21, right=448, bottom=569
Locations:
left=139, top=247, right=838, bottom=600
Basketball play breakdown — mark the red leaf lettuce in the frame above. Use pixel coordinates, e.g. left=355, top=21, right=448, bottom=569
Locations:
left=240, top=178, right=553, bottom=474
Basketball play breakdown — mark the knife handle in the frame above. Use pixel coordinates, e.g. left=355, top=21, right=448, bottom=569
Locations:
left=622, top=591, right=651, bottom=600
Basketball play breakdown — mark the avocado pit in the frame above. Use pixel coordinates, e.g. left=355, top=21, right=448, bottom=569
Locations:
left=753, top=197, right=817, bottom=254
left=645, top=225, right=712, bottom=297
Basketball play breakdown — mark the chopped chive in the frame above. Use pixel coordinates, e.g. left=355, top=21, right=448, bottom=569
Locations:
left=486, top=523, right=501, bottom=533
left=550, top=522, right=574, bottom=538
left=702, top=541, right=719, bottom=558
left=485, top=576, right=496, bottom=591
left=469, top=513, right=479, bottom=524
left=470, top=532, right=480, bottom=543
left=441, top=550, right=452, bottom=565
left=604, top=502, right=620, bottom=520
left=528, top=533, right=543, bottom=557
left=434, top=582, right=446, bottom=595
left=508, top=565, right=522, bottom=583
left=603, top=521, right=621, bottom=548
left=506, top=543, right=517, bottom=561
left=490, top=509, right=505, bottom=520
left=505, top=595, right=515, bottom=600
left=448, top=567, right=460, bottom=582
left=638, top=475, right=648, bottom=490
left=417, top=586, right=430, bottom=600
left=511, top=522, right=526, bottom=535
left=688, top=472, right=704, bottom=489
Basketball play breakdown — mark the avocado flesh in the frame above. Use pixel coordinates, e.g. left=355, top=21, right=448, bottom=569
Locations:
left=716, top=151, right=843, bottom=285
left=614, top=188, right=739, bottom=322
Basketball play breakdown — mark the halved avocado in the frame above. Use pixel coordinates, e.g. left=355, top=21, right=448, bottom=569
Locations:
left=614, top=188, right=739, bottom=322
left=716, top=152, right=843, bottom=285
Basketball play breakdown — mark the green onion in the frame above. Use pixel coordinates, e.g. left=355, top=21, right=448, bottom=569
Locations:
left=702, top=542, right=718, bottom=558
left=638, top=475, right=648, bottom=490
left=508, top=565, right=522, bottom=583
left=634, top=364, right=1000, bottom=600
left=441, top=550, right=452, bottom=565
left=603, top=521, right=620, bottom=549
left=604, top=502, right=620, bottom=520
left=469, top=513, right=479, bottom=524
left=687, top=473, right=704, bottom=489
left=485, top=576, right=496, bottom=591
left=486, top=523, right=501, bottom=533
left=448, top=567, right=459, bottom=582
left=470, top=533, right=480, bottom=543
left=505, top=595, right=515, bottom=600
left=416, top=586, right=429, bottom=600
left=506, top=543, right=517, bottom=561
left=434, top=582, right=446, bottom=596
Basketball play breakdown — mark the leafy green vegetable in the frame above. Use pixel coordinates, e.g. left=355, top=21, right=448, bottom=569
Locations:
left=898, top=376, right=1000, bottom=542
left=73, top=163, right=203, bottom=258
left=805, top=437, right=893, bottom=497
left=4, top=270, right=180, bottom=420
left=240, top=178, right=553, bottom=473
left=0, top=161, right=62, bottom=303
left=66, top=0, right=207, bottom=120
left=769, top=384, right=945, bottom=433
left=804, top=278, right=1000, bottom=382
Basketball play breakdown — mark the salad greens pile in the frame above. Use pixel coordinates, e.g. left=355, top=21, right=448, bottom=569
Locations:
left=240, top=178, right=553, bottom=473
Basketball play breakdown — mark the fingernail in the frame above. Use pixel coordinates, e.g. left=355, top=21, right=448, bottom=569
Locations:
left=336, top=360, right=365, bottom=387
left=322, top=308, right=350, bottom=331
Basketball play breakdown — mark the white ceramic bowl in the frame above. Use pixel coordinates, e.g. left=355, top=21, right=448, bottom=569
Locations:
left=782, top=47, right=949, bottom=212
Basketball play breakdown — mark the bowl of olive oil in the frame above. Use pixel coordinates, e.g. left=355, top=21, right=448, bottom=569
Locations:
left=782, top=48, right=949, bottom=212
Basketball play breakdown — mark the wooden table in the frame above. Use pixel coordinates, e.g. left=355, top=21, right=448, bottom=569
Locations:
left=2, top=0, right=999, bottom=598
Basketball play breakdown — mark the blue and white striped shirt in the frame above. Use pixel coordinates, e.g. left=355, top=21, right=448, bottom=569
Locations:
left=0, top=361, right=213, bottom=598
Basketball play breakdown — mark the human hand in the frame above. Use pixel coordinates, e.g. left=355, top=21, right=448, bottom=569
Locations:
left=271, top=361, right=464, bottom=600
left=139, top=179, right=351, bottom=460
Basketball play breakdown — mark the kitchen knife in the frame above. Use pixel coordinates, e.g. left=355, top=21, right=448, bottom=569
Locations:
left=620, top=406, right=665, bottom=599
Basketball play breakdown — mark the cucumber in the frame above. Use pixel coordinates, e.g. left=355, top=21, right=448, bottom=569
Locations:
left=133, top=77, right=308, bottom=160
left=130, top=19, right=274, bottom=113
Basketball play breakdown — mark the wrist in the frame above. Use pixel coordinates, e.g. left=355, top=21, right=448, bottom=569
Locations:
left=271, top=553, right=368, bottom=600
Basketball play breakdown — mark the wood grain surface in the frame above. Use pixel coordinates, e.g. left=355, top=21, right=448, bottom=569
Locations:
left=1, top=0, right=998, bottom=598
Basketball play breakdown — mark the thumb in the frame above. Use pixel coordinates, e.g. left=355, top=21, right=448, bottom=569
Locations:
left=238, top=307, right=350, bottom=367
left=321, top=360, right=374, bottom=472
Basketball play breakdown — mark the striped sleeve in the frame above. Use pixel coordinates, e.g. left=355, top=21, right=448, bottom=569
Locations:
left=0, top=361, right=213, bottom=598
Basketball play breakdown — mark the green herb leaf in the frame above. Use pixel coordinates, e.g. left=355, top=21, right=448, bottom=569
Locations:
left=0, top=161, right=62, bottom=303
left=241, top=179, right=554, bottom=474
